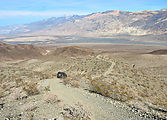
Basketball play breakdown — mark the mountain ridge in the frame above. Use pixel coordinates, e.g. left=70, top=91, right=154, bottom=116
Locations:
left=0, top=9, right=167, bottom=36
left=0, top=15, right=85, bottom=35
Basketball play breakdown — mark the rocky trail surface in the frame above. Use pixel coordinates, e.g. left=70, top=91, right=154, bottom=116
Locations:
left=42, top=78, right=146, bottom=120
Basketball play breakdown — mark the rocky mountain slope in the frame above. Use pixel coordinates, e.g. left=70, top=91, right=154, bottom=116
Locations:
left=0, top=9, right=167, bottom=36
left=35, top=8, right=164, bottom=36
left=0, top=15, right=84, bottom=35
left=42, top=9, right=167, bottom=36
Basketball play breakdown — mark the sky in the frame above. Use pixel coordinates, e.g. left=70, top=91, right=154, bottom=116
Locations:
left=0, top=0, right=166, bottom=27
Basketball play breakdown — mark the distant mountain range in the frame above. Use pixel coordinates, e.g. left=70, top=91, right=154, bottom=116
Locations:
left=0, top=15, right=84, bottom=35
left=0, top=9, right=167, bottom=36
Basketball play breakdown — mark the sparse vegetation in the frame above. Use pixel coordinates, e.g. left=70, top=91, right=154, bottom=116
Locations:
left=0, top=91, right=4, bottom=98
left=0, top=45, right=167, bottom=119
left=44, top=93, right=60, bottom=104
left=44, top=85, right=50, bottom=91
left=22, top=82, right=39, bottom=96
left=62, top=77, right=80, bottom=88
left=62, top=103, right=91, bottom=120
left=88, top=76, right=135, bottom=102
left=70, top=80, right=80, bottom=88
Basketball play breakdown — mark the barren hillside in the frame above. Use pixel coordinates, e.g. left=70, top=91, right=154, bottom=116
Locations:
left=0, top=42, right=46, bottom=60
left=48, top=46, right=95, bottom=57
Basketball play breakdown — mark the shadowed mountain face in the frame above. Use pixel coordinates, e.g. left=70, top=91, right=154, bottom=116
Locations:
left=0, top=42, right=45, bottom=60
left=0, top=9, right=167, bottom=36
left=149, top=49, right=167, bottom=55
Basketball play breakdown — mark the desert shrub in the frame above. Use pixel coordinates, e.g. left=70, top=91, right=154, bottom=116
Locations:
left=0, top=91, right=4, bottom=98
left=138, top=90, right=149, bottom=98
left=62, top=103, right=91, bottom=120
left=15, top=78, right=23, bottom=87
left=62, top=78, right=71, bottom=85
left=8, top=88, right=27, bottom=101
left=44, top=93, right=60, bottom=104
left=70, top=80, right=80, bottom=88
left=39, top=73, right=50, bottom=80
left=1, top=83, right=15, bottom=91
left=62, top=77, right=80, bottom=88
left=88, top=76, right=135, bottom=102
left=22, top=82, right=39, bottom=96
left=152, top=97, right=167, bottom=109
left=1, top=84, right=7, bottom=90
left=44, top=85, right=50, bottom=91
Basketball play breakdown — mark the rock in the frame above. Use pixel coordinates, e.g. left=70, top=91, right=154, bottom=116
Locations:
left=43, top=93, right=60, bottom=104
left=22, top=103, right=38, bottom=111
left=7, top=87, right=27, bottom=101
left=61, top=103, right=91, bottom=120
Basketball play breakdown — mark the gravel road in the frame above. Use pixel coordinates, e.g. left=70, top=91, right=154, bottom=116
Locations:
left=43, top=78, right=146, bottom=120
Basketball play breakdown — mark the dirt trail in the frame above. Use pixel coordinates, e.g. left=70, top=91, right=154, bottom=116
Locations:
left=96, top=55, right=116, bottom=76
left=43, top=78, right=144, bottom=120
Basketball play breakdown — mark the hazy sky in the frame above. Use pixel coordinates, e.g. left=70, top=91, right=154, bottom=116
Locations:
left=0, top=0, right=166, bottom=26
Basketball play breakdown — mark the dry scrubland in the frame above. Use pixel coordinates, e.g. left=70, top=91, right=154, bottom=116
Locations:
left=0, top=45, right=167, bottom=119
